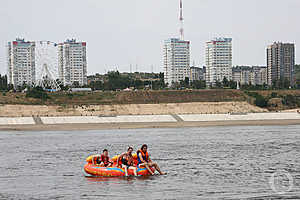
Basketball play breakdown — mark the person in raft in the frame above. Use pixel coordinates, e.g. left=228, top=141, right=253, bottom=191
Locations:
left=137, top=144, right=166, bottom=175
left=117, top=147, right=137, bottom=177
left=92, top=149, right=113, bottom=167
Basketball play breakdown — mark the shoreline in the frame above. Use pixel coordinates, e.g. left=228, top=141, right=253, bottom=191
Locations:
left=1, top=119, right=300, bottom=131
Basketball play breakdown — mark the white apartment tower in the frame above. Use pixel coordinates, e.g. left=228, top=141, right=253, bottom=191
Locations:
left=205, top=38, right=232, bottom=87
left=163, top=38, right=190, bottom=86
left=7, top=39, right=35, bottom=87
left=58, top=39, right=87, bottom=86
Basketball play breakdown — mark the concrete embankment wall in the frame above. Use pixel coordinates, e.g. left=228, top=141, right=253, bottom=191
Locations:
left=41, top=115, right=177, bottom=124
left=1, top=113, right=300, bottom=125
left=0, top=117, right=35, bottom=125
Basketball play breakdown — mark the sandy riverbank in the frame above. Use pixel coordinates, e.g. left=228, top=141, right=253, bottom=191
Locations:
left=0, top=102, right=266, bottom=117
left=1, top=119, right=300, bottom=131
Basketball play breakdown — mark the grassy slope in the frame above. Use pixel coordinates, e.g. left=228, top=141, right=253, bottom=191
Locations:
left=1, top=89, right=300, bottom=111
left=255, top=90, right=300, bottom=97
left=0, top=90, right=247, bottom=106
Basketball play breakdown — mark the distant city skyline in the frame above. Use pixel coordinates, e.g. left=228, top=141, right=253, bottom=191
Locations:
left=7, top=38, right=87, bottom=88
left=0, top=0, right=299, bottom=75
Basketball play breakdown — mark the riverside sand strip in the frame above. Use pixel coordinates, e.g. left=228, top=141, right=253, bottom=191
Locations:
left=1, top=113, right=300, bottom=131
left=0, top=102, right=266, bottom=117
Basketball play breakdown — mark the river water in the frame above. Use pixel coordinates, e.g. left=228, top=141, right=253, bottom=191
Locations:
left=0, top=125, right=300, bottom=199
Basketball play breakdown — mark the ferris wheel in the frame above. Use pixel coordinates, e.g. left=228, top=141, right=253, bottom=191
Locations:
left=35, top=41, right=60, bottom=91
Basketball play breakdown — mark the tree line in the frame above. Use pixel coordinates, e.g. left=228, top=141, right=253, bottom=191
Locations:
left=0, top=74, right=13, bottom=91
left=89, top=71, right=166, bottom=91
left=1, top=70, right=299, bottom=93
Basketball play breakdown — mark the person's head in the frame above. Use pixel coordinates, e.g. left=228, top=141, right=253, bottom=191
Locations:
left=127, top=146, right=133, bottom=154
left=141, top=144, right=148, bottom=153
left=103, top=149, right=108, bottom=156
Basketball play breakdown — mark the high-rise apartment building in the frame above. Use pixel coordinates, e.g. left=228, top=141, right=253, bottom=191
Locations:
left=205, top=38, right=232, bottom=87
left=7, top=38, right=35, bottom=87
left=267, top=42, right=295, bottom=86
left=58, top=39, right=87, bottom=86
left=251, top=66, right=267, bottom=86
left=163, top=38, right=190, bottom=86
left=190, top=66, right=205, bottom=82
left=232, top=66, right=267, bottom=86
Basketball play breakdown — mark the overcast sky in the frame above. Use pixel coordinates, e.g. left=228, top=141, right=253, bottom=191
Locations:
left=0, top=0, right=299, bottom=75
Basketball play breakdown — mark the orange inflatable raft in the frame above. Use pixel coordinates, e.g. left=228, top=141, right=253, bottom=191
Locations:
left=84, top=153, right=155, bottom=177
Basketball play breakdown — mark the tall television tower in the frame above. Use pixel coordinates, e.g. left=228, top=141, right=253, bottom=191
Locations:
left=179, top=0, right=184, bottom=40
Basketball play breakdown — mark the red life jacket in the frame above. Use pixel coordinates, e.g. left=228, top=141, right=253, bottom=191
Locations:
left=100, top=154, right=110, bottom=166
left=92, top=155, right=101, bottom=164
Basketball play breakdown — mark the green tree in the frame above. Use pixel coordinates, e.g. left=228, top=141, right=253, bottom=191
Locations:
left=215, top=80, right=222, bottom=88
left=228, top=80, right=237, bottom=89
left=282, top=95, right=299, bottom=107
left=222, top=77, right=229, bottom=87
left=283, top=78, right=290, bottom=89
left=179, top=77, right=190, bottom=89
left=245, top=91, right=268, bottom=108
left=105, top=71, right=131, bottom=90
left=26, top=86, right=50, bottom=100
left=191, top=80, right=206, bottom=89
left=270, top=92, right=278, bottom=98
left=254, top=95, right=268, bottom=107
left=0, top=74, right=8, bottom=91
left=134, top=79, right=144, bottom=89
left=89, top=80, right=104, bottom=90
left=72, top=81, right=80, bottom=88
left=184, top=77, right=189, bottom=86
left=272, top=78, right=291, bottom=89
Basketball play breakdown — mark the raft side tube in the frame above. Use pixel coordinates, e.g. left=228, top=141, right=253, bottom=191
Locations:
left=83, top=163, right=155, bottom=177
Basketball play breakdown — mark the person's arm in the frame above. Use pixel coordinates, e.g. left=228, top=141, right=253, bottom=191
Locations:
left=92, top=156, right=95, bottom=165
left=117, top=153, right=125, bottom=167
left=108, top=157, right=113, bottom=164
left=99, top=155, right=104, bottom=164
left=92, top=155, right=100, bottom=165
left=106, top=156, right=113, bottom=165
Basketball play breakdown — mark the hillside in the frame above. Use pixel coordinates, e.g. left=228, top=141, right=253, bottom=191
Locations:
left=1, top=89, right=300, bottom=115
left=0, top=90, right=247, bottom=106
left=0, top=102, right=267, bottom=117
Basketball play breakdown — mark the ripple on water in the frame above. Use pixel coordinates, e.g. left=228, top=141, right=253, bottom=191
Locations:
left=0, top=126, right=300, bottom=199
